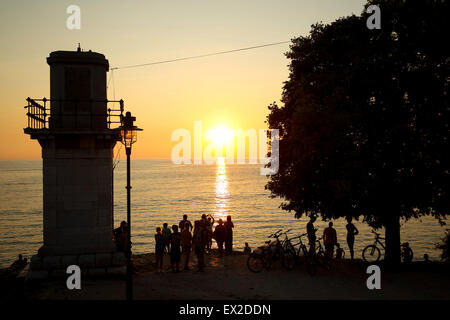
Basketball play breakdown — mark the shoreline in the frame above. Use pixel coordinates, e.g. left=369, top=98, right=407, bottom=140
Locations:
left=1, top=249, right=450, bottom=300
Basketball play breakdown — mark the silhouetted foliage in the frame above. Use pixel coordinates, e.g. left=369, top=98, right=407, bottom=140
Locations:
left=266, top=1, right=449, bottom=264
left=436, top=229, right=450, bottom=261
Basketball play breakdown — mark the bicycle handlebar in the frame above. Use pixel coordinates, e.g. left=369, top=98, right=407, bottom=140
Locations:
left=289, top=233, right=308, bottom=240
left=268, top=229, right=284, bottom=238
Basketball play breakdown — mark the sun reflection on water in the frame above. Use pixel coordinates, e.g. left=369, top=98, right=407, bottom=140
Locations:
left=214, top=157, right=230, bottom=222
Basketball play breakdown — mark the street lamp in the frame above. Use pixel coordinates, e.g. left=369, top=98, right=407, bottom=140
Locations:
left=119, top=111, right=142, bottom=301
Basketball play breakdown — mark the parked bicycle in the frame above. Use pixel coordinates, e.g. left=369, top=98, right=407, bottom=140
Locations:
left=308, top=236, right=334, bottom=274
left=283, top=232, right=309, bottom=263
left=362, top=230, right=414, bottom=263
left=247, top=230, right=296, bottom=273
left=282, top=232, right=332, bottom=276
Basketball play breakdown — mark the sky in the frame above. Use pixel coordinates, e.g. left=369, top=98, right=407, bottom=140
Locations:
left=0, top=0, right=366, bottom=159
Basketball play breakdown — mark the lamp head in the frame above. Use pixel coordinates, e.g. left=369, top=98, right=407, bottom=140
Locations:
left=120, top=111, right=142, bottom=149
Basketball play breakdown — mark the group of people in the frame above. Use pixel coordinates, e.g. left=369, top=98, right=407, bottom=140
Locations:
left=154, top=214, right=235, bottom=272
left=306, top=216, right=359, bottom=260
left=114, top=213, right=361, bottom=273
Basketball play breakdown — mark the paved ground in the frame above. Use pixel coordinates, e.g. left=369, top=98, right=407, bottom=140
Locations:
left=8, top=251, right=450, bottom=300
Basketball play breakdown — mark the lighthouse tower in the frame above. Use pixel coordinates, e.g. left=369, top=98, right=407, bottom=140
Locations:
left=24, top=47, right=126, bottom=278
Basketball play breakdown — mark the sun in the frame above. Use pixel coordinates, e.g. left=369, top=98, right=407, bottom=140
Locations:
left=205, top=125, right=234, bottom=147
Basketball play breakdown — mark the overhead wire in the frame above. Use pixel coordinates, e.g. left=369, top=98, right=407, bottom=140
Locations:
left=110, top=41, right=290, bottom=71
left=108, top=40, right=291, bottom=166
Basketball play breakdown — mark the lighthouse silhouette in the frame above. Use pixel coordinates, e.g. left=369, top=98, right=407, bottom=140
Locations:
left=24, top=47, right=127, bottom=278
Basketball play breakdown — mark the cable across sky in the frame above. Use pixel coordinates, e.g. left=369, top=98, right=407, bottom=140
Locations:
left=110, top=41, right=291, bottom=71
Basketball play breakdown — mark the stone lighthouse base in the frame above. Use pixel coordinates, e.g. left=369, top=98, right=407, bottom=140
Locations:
left=26, top=251, right=127, bottom=281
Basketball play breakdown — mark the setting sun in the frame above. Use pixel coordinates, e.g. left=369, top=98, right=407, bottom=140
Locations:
left=205, top=125, right=234, bottom=147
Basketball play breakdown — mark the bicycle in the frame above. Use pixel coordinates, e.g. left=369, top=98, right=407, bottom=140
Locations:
left=247, top=230, right=296, bottom=273
left=310, top=236, right=334, bottom=272
left=362, top=230, right=414, bottom=263
left=288, top=233, right=319, bottom=275
left=283, top=233, right=309, bottom=263
left=283, top=232, right=331, bottom=276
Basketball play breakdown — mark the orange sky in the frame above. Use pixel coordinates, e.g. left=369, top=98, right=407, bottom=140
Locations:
left=0, top=0, right=365, bottom=159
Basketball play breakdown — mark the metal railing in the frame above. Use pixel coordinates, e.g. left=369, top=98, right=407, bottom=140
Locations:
left=25, top=97, right=124, bottom=130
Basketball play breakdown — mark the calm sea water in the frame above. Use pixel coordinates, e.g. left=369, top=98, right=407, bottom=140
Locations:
left=0, top=159, right=447, bottom=268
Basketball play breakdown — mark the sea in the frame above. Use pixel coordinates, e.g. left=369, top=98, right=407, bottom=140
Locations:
left=0, top=159, right=447, bottom=268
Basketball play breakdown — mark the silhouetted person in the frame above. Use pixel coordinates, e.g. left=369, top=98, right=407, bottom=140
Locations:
left=224, top=215, right=234, bottom=254
left=346, top=217, right=359, bottom=260
left=323, top=221, right=337, bottom=258
left=213, top=219, right=226, bottom=256
left=15, top=254, right=23, bottom=264
left=179, top=214, right=193, bottom=232
left=11, top=254, right=27, bottom=269
left=335, top=243, right=345, bottom=259
left=193, top=220, right=207, bottom=271
left=114, top=221, right=128, bottom=253
left=402, top=242, right=413, bottom=263
left=206, top=215, right=215, bottom=252
left=423, top=254, right=431, bottom=263
left=168, top=225, right=181, bottom=273
left=181, top=224, right=192, bottom=270
left=154, top=227, right=164, bottom=273
left=307, top=216, right=317, bottom=253
left=162, top=222, right=171, bottom=253
left=244, top=242, right=252, bottom=255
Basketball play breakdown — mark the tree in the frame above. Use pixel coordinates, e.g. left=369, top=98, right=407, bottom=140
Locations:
left=436, top=229, right=450, bottom=262
left=265, top=0, right=449, bottom=264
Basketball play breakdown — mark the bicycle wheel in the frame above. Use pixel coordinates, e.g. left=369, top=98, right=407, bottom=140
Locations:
left=296, top=245, right=308, bottom=265
left=283, top=241, right=295, bottom=254
left=281, top=251, right=296, bottom=270
left=247, top=253, right=265, bottom=273
left=362, top=245, right=381, bottom=263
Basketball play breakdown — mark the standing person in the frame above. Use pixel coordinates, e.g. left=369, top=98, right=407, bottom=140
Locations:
left=206, top=215, right=215, bottom=252
left=181, top=224, right=193, bottom=270
left=346, top=217, right=359, bottom=260
left=213, top=219, right=226, bottom=256
left=168, top=225, right=182, bottom=273
left=154, top=227, right=165, bottom=273
left=193, top=220, right=207, bottom=271
left=306, top=216, right=317, bottom=254
left=224, top=215, right=234, bottom=255
left=243, top=243, right=252, bottom=255
left=179, top=214, right=193, bottom=232
left=162, top=223, right=172, bottom=253
left=323, top=221, right=337, bottom=258
left=114, top=221, right=129, bottom=254
left=199, top=214, right=211, bottom=253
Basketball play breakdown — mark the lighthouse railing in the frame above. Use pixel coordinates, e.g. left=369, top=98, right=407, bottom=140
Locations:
left=24, top=98, right=125, bottom=131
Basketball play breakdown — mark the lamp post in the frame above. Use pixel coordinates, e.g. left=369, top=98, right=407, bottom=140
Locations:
left=119, top=111, right=142, bottom=301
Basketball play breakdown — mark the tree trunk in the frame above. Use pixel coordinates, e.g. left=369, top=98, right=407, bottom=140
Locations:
left=384, top=214, right=401, bottom=267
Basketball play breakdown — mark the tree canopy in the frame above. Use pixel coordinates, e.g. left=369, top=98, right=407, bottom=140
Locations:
left=265, top=0, right=449, bottom=263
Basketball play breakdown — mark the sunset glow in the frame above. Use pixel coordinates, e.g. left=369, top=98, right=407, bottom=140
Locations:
left=205, top=125, right=234, bottom=148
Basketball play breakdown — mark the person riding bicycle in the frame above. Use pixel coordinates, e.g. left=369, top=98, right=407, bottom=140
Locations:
left=306, top=216, right=317, bottom=253
left=323, top=221, right=337, bottom=258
